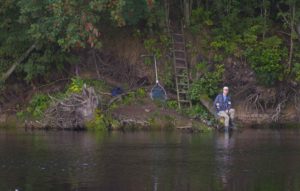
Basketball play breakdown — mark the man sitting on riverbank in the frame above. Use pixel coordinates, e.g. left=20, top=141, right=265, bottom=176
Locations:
left=214, top=86, right=235, bottom=131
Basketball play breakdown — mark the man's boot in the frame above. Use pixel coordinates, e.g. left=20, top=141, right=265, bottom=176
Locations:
left=230, top=120, right=237, bottom=130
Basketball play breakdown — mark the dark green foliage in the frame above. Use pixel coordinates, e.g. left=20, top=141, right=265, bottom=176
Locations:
left=143, top=34, right=171, bottom=59
left=21, top=46, right=76, bottom=82
left=166, top=100, right=178, bottom=109
left=0, top=0, right=128, bottom=84
left=187, top=0, right=300, bottom=87
left=189, top=7, right=213, bottom=34
left=185, top=105, right=209, bottom=119
left=17, top=93, right=51, bottom=120
left=122, top=0, right=149, bottom=25
left=1, top=0, right=300, bottom=105
left=85, top=109, right=109, bottom=131
left=145, top=1, right=166, bottom=30
left=189, top=64, right=224, bottom=99
left=244, top=36, right=287, bottom=86
left=28, top=94, right=51, bottom=118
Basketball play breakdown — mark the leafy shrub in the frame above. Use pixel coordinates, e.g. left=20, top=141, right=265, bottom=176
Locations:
left=144, top=38, right=162, bottom=59
left=195, top=61, right=207, bottom=72
left=85, top=109, right=107, bottom=131
left=122, top=0, right=148, bottom=26
left=189, top=7, right=213, bottom=33
left=166, top=100, right=178, bottom=109
left=143, top=35, right=171, bottom=59
left=184, top=105, right=209, bottom=120
left=121, top=88, right=146, bottom=105
left=161, top=60, right=174, bottom=88
left=26, top=93, right=50, bottom=119
left=189, top=64, right=224, bottom=99
left=145, top=2, right=165, bottom=30
left=66, top=77, right=85, bottom=94
left=136, top=88, right=146, bottom=98
left=210, top=35, right=240, bottom=56
left=244, top=36, right=287, bottom=86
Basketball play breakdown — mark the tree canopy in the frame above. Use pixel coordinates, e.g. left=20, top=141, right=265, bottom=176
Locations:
left=1, top=0, right=300, bottom=87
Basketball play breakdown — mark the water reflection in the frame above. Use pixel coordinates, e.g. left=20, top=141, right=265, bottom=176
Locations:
left=1, top=129, right=300, bottom=190
left=215, top=132, right=235, bottom=190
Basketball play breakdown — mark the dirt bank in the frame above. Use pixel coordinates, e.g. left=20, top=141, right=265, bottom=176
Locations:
left=111, top=98, right=209, bottom=131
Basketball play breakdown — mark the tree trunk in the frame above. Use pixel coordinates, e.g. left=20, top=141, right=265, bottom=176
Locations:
left=287, top=3, right=296, bottom=72
left=164, top=0, right=170, bottom=32
left=1, top=43, right=36, bottom=82
left=183, top=0, right=192, bottom=26
left=296, top=22, right=300, bottom=41
left=262, top=0, right=268, bottom=40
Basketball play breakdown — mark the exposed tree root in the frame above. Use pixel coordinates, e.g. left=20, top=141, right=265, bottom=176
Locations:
left=38, top=85, right=99, bottom=129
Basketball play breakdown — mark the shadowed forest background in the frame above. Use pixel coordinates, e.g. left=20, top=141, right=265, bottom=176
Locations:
left=1, top=0, right=300, bottom=128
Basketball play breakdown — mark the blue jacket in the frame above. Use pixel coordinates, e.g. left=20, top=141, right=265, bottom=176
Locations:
left=214, top=94, right=232, bottom=113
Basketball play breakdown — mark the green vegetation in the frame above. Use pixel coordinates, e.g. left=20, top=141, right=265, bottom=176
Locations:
left=67, top=77, right=86, bottom=94
left=16, top=77, right=107, bottom=120
left=148, top=113, right=176, bottom=130
left=1, top=0, right=300, bottom=85
left=117, top=88, right=147, bottom=106
left=143, top=35, right=171, bottom=59
left=189, top=64, right=224, bottom=99
left=15, top=76, right=150, bottom=130
left=244, top=36, right=287, bottom=86
left=2, top=0, right=300, bottom=128
left=17, top=93, right=51, bottom=120
left=85, top=109, right=121, bottom=131
left=186, top=0, right=300, bottom=87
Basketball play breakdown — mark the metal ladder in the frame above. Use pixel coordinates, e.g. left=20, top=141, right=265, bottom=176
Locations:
left=170, top=22, right=192, bottom=109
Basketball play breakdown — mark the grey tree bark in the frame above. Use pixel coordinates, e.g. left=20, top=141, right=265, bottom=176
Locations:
left=183, top=0, right=193, bottom=26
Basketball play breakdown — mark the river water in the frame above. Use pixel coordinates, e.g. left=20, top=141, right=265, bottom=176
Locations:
left=1, top=128, right=300, bottom=191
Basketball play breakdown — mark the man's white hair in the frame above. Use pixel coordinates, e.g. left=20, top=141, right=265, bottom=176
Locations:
left=223, top=86, right=229, bottom=90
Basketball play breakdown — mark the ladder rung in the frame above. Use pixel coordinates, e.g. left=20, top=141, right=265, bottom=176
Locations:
left=173, top=33, right=184, bottom=36
left=173, top=40, right=184, bottom=43
left=178, top=91, right=188, bottom=94
left=173, top=42, right=185, bottom=45
left=173, top=48, right=184, bottom=52
left=175, top=58, right=186, bottom=62
left=178, top=86, right=189, bottom=89
left=178, top=100, right=190, bottom=103
left=178, top=87, right=188, bottom=89
left=175, top=60, right=186, bottom=65
left=173, top=37, right=184, bottom=41
left=172, top=31, right=191, bottom=108
left=175, top=66, right=187, bottom=69
left=176, top=74, right=188, bottom=77
left=174, top=50, right=185, bottom=53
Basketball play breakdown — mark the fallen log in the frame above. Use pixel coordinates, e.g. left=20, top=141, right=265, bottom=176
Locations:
left=198, top=94, right=216, bottom=115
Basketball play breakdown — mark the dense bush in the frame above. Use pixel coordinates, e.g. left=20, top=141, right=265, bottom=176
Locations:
left=244, top=36, right=287, bottom=86
left=16, top=93, right=51, bottom=120
left=189, top=64, right=224, bottom=99
left=189, top=7, right=213, bottom=34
